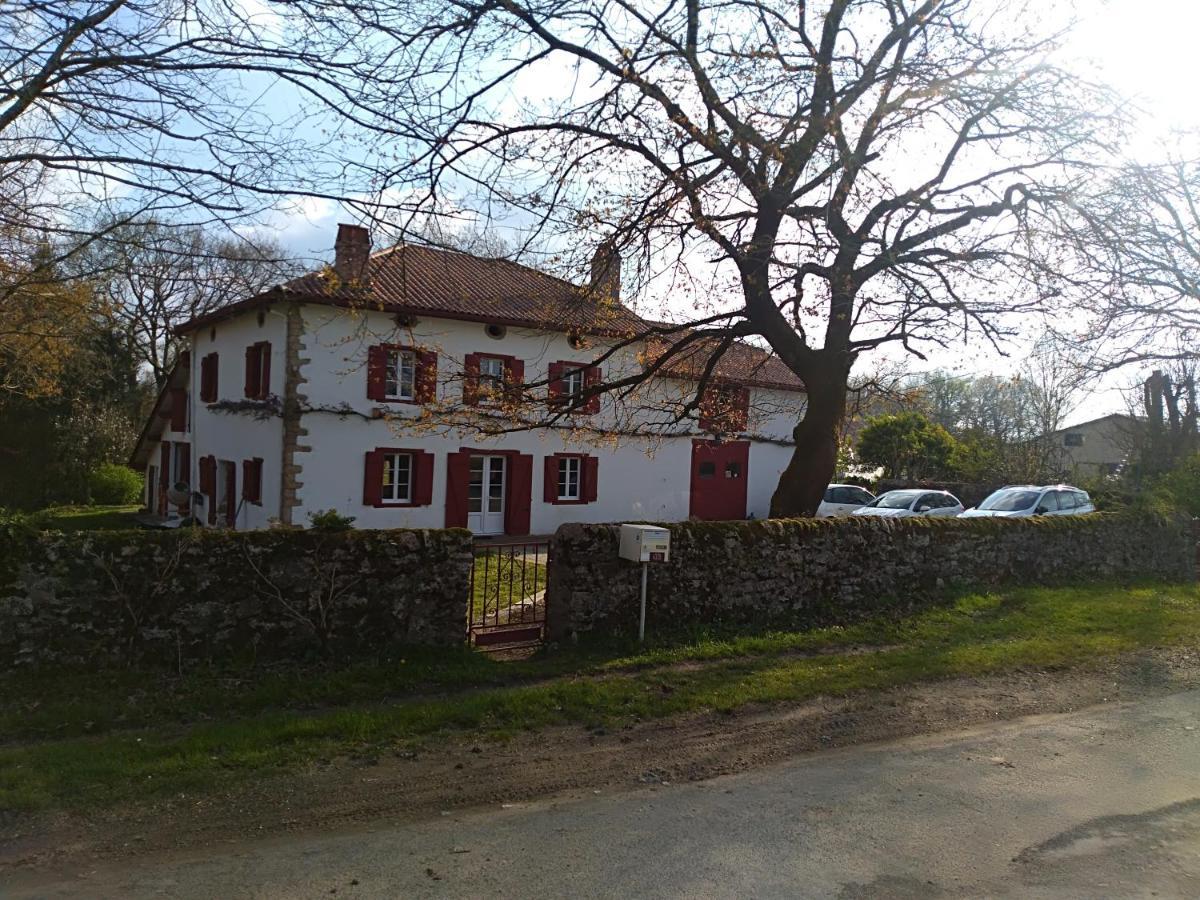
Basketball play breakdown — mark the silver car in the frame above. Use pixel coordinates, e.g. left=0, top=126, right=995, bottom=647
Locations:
left=958, top=485, right=1096, bottom=518
left=851, top=489, right=965, bottom=518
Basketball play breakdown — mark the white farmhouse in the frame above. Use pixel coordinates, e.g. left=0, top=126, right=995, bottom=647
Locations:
left=130, top=225, right=807, bottom=536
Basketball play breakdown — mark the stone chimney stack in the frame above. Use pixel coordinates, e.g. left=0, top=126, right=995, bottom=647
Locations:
left=333, top=223, right=371, bottom=287
left=590, top=242, right=621, bottom=302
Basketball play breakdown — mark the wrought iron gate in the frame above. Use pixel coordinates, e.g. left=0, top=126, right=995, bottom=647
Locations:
left=468, top=540, right=549, bottom=648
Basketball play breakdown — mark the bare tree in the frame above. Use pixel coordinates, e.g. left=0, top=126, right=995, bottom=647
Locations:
left=1063, top=151, right=1200, bottom=371
left=301, top=0, right=1121, bottom=514
left=79, top=221, right=293, bottom=388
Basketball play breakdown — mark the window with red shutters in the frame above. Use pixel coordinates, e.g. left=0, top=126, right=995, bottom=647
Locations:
left=698, top=383, right=750, bottom=434
left=242, top=457, right=263, bottom=504
left=547, top=361, right=601, bottom=414
left=366, top=345, right=438, bottom=404
left=464, top=353, right=523, bottom=406
left=200, top=353, right=219, bottom=402
left=543, top=453, right=598, bottom=504
left=362, top=448, right=434, bottom=507
left=244, top=341, right=271, bottom=399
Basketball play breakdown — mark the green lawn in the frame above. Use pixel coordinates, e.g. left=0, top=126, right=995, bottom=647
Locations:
left=35, top=505, right=143, bottom=531
left=470, top=551, right=547, bottom=620
left=1, top=580, right=1198, bottom=812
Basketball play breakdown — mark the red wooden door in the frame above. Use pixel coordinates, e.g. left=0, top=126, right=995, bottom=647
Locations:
left=689, top=440, right=750, bottom=521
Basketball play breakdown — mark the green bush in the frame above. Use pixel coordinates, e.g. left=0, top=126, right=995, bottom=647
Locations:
left=87, top=464, right=143, bottom=506
left=307, top=509, right=356, bottom=532
left=1155, top=453, right=1200, bottom=517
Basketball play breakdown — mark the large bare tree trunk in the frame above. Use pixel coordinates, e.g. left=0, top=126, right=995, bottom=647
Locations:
left=770, top=368, right=849, bottom=517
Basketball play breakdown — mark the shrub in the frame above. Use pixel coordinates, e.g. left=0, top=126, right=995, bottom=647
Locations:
left=1155, top=453, right=1200, bottom=517
left=88, top=464, right=143, bottom=506
left=307, top=509, right=356, bottom=532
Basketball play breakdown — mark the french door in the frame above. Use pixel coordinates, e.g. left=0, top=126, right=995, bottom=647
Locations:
left=468, top=455, right=507, bottom=535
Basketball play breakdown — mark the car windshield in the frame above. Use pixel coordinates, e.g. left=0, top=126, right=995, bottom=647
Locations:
left=978, top=489, right=1041, bottom=511
left=870, top=492, right=918, bottom=509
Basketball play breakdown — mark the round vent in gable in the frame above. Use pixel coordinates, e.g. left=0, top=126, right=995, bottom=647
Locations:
left=485, top=323, right=507, bottom=340
left=568, top=332, right=590, bottom=350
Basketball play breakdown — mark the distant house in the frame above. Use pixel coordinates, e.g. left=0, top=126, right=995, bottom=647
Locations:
left=1048, top=413, right=1142, bottom=478
left=129, top=224, right=807, bottom=534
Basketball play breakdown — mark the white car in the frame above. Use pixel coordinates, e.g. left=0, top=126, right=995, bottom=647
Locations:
left=958, top=485, right=1096, bottom=518
left=851, top=489, right=965, bottom=518
left=816, top=484, right=877, bottom=517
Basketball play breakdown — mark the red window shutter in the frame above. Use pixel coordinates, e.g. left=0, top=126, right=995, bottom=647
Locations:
left=363, top=450, right=383, bottom=506
left=199, top=354, right=214, bottom=402
left=224, top=465, right=237, bottom=528
left=199, top=456, right=217, bottom=524
left=258, top=342, right=271, bottom=398
left=583, top=366, right=602, bottom=414
left=176, top=444, right=191, bottom=512
left=244, top=344, right=259, bottom=398
left=169, top=388, right=187, bottom=432
left=366, top=345, right=386, bottom=400
left=547, top=362, right=564, bottom=404
left=544, top=454, right=559, bottom=503
left=583, top=455, right=599, bottom=503
left=463, top=353, right=481, bottom=406
left=242, top=457, right=263, bottom=503
left=413, top=451, right=434, bottom=505
left=505, top=453, right=533, bottom=535
left=444, top=451, right=470, bottom=527
left=158, top=443, right=171, bottom=515
left=506, top=357, right=524, bottom=386
left=734, top=387, right=750, bottom=432
left=224, top=463, right=237, bottom=526
left=416, top=350, right=438, bottom=403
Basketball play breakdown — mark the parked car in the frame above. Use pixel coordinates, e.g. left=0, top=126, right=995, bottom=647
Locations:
left=851, top=489, right=965, bottom=518
left=816, top=484, right=876, bottom=517
left=958, top=485, right=1096, bottom=518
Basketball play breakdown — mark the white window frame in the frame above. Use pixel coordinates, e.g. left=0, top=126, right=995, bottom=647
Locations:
left=380, top=451, right=414, bottom=504
left=561, top=366, right=585, bottom=399
left=557, top=456, right=582, bottom=501
left=478, top=356, right=506, bottom=401
left=384, top=349, right=417, bottom=401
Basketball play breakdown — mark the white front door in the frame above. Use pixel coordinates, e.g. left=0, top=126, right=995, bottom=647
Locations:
left=468, top=455, right=506, bottom=535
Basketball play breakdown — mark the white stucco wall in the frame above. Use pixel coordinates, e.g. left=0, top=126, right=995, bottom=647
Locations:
left=182, top=308, right=287, bottom=530
left=157, top=301, right=806, bottom=532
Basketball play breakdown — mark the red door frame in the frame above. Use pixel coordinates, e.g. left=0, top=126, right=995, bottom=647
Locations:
left=689, top=440, right=750, bottom=521
left=445, top=447, right=533, bottom=535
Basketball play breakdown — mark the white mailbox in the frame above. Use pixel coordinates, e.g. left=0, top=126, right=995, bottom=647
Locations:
left=619, top=524, right=671, bottom=563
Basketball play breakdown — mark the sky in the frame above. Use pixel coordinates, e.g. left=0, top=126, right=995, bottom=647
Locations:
left=254, top=0, right=1200, bottom=428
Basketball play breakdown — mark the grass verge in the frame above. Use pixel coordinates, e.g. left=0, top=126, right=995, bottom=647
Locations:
left=1, top=580, right=1198, bottom=812
left=34, top=505, right=142, bottom=531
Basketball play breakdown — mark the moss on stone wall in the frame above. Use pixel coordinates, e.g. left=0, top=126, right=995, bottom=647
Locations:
left=0, top=527, right=473, bottom=667
left=546, top=513, right=1195, bottom=640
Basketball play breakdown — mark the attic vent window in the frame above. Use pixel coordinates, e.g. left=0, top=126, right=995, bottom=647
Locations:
left=485, top=323, right=507, bottom=340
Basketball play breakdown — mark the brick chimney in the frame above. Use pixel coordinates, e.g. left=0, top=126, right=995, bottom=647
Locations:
left=333, top=223, right=371, bottom=287
left=590, top=242, right=621, bottom=302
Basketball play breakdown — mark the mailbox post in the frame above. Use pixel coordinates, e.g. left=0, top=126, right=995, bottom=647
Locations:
left=618, top=524, right=671, bottom=642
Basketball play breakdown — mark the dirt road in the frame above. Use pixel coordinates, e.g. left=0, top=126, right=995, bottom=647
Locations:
left=3, top=649, right=1199, bottom=896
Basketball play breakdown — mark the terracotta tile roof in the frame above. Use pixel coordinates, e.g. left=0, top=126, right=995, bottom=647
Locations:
left=277, top=243, right=648, bottom=336
left=177, top=243, right=804, bottom=393
left=649, top=334, right=806, bottom=393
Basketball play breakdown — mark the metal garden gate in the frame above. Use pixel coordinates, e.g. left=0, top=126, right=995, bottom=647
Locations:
left=468, top=539, right=549, bottom=648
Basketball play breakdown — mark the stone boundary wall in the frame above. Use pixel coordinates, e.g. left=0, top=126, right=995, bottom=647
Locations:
left=0, top=527, right=472, bottom=667
left=546, top=514, right=1195, bottom=641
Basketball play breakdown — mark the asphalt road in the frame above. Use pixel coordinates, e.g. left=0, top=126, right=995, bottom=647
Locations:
left=9, top=689, right=1200, bottom=899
